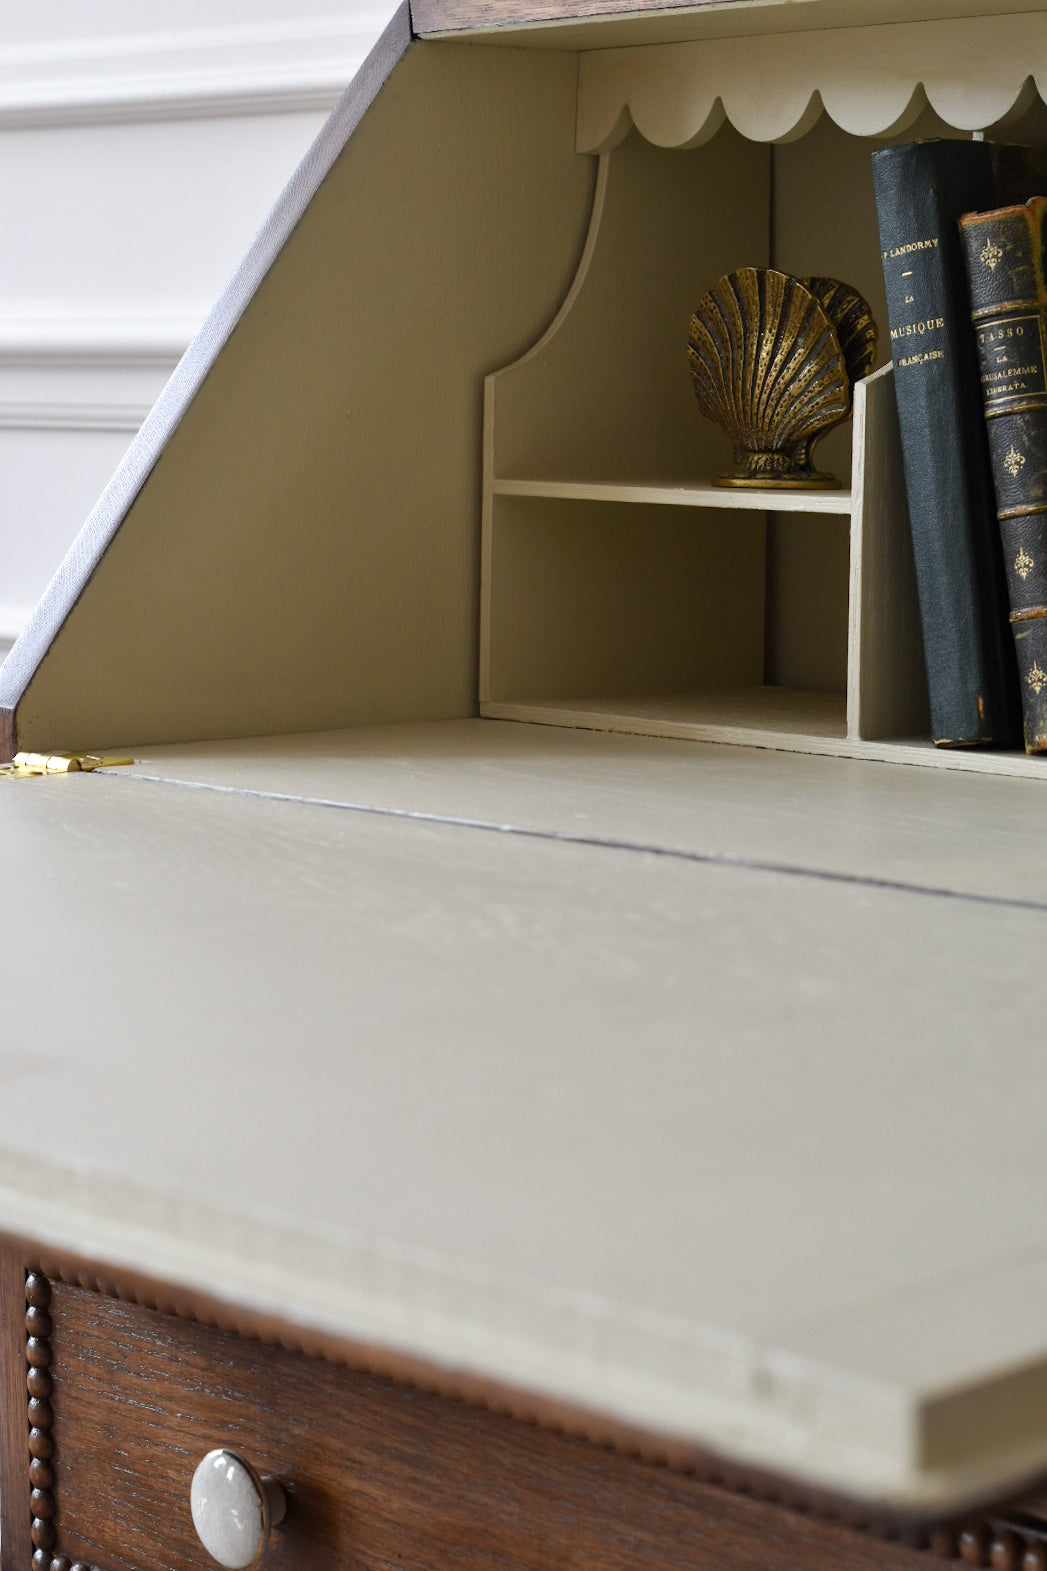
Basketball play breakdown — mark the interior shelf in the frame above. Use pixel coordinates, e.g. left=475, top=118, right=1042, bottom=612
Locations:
left=492, top=478, right=854, bottom=514
left=486, top=687, right=848, bottom=747
left=482, top=695, right=1047, bottom=779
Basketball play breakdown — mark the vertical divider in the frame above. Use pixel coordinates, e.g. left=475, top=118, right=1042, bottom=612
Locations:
left=847, top=362, right=929, bottom=741
left=846, top=371, right=871, bottom=740
left=479, top=373, right=497, bottom=710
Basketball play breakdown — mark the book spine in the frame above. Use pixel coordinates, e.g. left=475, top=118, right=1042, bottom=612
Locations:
left=871, top=142, right=1020, bottom=748
left=960, top=198, right=1047, bottom=755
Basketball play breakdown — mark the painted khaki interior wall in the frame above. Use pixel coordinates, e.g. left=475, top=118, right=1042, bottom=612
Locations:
left=487, top=495, right=766, bottom=701
left=14, top=41, right=594, bottom=753
left=486, top=126, right=771, bottom=486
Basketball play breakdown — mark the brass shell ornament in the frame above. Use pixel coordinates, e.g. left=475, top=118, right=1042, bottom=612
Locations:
left=687, top=267, right=876, bottom=489
left=801, top=275, right=879, bottom=388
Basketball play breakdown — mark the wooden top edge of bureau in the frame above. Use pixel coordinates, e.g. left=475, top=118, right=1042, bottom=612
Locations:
left=408, top=0, right=1041, bottom=48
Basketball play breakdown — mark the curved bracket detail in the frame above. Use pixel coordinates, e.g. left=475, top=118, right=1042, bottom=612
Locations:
left=577, top=13, right=1047, bottom=152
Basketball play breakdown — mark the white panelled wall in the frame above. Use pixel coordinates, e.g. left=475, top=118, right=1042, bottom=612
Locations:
left=0, top=0, right=392, bottom=644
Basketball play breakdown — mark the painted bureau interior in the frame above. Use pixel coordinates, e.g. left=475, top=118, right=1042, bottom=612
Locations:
left=3, top=0, right=1046, bottom=778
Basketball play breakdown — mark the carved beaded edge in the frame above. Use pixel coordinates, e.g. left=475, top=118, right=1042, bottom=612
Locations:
left=20, top=1259, right=1047, bottom=1568
left=24, top=1271, right=98, bottom=1571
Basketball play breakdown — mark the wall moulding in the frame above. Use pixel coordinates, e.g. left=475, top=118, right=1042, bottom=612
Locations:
left=576, top=12, right=1047, bottom=150
left=0, top=307, right=198, bottom=367
left=0, top=12, right=391, bottom=126
left=0, top=311, right=187, bottom=640
left=0, top=308, right=192, bottom=427
left=0, top=402, right=153, bottom=434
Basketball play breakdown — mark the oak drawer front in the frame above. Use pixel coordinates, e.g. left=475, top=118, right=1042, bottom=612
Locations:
left=23, top=1274, right=933, bottom=1571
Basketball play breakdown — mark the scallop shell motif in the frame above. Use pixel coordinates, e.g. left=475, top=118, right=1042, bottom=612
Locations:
left=687, top=268, right=851, bottom=487
left=801, top=275, right=879, bottom=389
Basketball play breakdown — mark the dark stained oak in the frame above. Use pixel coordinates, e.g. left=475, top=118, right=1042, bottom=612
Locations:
left=4, top=1244, right=1047, bottom=1571
left=32, top=1279, right=942, bottom=1571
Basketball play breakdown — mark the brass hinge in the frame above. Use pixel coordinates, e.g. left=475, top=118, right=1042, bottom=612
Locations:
left=0, top=751, right=133, bottom=778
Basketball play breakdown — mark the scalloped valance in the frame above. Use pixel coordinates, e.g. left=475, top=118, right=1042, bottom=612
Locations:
left=577, top=12, right=1046, bottom=150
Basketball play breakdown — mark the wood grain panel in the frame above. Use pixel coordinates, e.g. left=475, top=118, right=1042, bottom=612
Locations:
left=408, top=0, right=1039, bottom=42
left=41, top=1278, right=934, bottom=1571
left=411, top=0, right=734, bottom=30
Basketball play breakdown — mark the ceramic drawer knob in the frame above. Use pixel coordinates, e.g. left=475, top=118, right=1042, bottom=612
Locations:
left=190, top=1449, right=287, bottom=1568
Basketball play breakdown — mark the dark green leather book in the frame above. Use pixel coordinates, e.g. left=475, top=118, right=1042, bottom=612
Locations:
left=871, top=140, right=1035, bottom=748
left=960, top=196, right=1047, bottom=755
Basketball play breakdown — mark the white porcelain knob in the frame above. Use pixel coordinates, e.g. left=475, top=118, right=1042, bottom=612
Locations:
left=190, top=1449, right=287, bottom=1568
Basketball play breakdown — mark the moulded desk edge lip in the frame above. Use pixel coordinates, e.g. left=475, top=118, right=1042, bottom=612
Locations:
left=6, top=1163, right=1047, bottom=1520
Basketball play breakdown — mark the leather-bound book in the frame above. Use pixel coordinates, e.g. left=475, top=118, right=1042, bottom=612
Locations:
left=960, top=195, right=1047, bottom=754
left=871, top=140, right=1034, bottom=748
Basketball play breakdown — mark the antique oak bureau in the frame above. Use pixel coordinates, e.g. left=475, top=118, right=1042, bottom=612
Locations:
left=3, top=1, right=1047, bottom=1568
